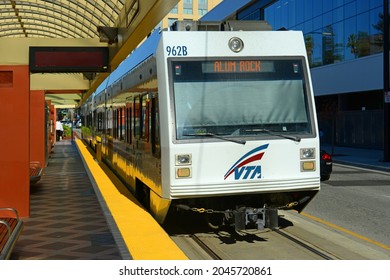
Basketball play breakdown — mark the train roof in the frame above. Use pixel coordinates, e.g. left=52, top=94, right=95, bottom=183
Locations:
left=93, top=29, right=161, bottom=96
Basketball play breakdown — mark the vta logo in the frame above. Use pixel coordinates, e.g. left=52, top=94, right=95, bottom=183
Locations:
left=224, top=144, right=269, bottom=180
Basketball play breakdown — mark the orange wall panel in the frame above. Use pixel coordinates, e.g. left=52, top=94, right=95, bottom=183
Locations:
left=30, top=90, right=46, bottom=167
left=0, top=65, right=30, bottom=217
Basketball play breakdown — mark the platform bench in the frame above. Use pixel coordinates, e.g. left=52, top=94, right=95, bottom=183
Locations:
left=0, top=208, right=24, bottom=260
left=30, top=161, right=43, bottom=185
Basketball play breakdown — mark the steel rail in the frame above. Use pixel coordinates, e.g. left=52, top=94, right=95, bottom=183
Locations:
left=274, top=229, right=336, bottom=260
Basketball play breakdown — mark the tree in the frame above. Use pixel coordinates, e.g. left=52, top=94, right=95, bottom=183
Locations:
left=347, top=33, right=358, bottom=58
left=304, top=35, right=314, bottom=66
left=347, top=32, right=370, bottom=58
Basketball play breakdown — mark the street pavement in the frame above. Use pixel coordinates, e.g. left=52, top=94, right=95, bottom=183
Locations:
left=321, top=144, right=390, bottom=172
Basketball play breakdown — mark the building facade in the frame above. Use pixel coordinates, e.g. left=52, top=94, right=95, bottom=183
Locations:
left=159, top=0, right=223, bottom=29
left=237, top=0, right=388, bottom=149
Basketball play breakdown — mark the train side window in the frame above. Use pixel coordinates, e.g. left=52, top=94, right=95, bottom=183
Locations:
left=97, top=112, right=100, bottom=132
left=117, top=108, right=122, bottom=140
left=117, top=108, right=120, bottom=140
left=116, top=108, right=120, bottom=140
left=141, top=94, right=150, bottom=142
left=119, top=107, right=125, bottom=141
left=87, top=113, right=91, bottom=127
left=95, top=111, right=103, bottom=133
left=126, top=104, right=132, bottom=144
left=129, top=107, right=132, bottom=143
left=103, top=110, right=106, bottom=134
left=134, top=96, right=141, bottom=139
left=113, top=109, right=117, bottom=139
left=108, top=107, right=114, bottom=137
left=151, top=96, right=161, bottom=158
left=93, top=111, right=97, bottom=133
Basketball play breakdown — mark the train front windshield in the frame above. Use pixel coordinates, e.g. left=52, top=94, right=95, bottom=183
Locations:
left=171, top=58, right=314, bottom=141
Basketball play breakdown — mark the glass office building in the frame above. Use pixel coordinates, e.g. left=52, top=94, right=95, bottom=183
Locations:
left=234, top=0, right=388, bottom=149
left=250, top=0, right=384, bottom=67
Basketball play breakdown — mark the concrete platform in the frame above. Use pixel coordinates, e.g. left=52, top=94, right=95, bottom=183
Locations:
left=10, top=139, right=187, bottom=260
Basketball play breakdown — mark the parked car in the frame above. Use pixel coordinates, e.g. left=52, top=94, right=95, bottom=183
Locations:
left=320, top=150, right=332, bottom=181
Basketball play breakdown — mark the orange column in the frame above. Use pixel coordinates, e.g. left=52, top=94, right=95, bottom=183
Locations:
left=0, top=65, right=30, bottom=217
left=45, top=100, right=55, bottom=156
left=51, top=105, right=56, bottom=144
left=30, top=90, right=46, bottom=167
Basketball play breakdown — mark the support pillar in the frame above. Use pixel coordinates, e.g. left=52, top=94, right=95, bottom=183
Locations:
left=30, top=90, right=46, bottom=167
left=46, top=100, right=56, bottom=157
left=0, top=65, right=30, bottom=217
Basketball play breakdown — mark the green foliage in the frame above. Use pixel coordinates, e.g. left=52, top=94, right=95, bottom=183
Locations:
left=81, top=126, right=92, bottom=136
left=63, top=125, right=71, bottom=137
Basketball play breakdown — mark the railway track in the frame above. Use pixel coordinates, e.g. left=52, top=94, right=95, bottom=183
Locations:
left=272, top=228, right=337, bottom=260
left=189, top=234, right=223, bottom=260
left=167, top=210, right=389, bottom=260
left=170, top=227, right=339, bottom=260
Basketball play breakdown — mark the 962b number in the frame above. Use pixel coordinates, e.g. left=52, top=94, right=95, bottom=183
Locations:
left=166, top=46, right=188, bottom=56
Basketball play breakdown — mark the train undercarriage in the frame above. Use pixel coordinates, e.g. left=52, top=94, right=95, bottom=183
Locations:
left=172, top=190, right=318, bottom=231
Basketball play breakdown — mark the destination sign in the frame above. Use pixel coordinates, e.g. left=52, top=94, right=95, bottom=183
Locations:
left=202, top=60, right=274, bottom=73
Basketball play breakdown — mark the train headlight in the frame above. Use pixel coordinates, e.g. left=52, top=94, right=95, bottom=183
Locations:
left=175, top=154, right=192, bottom=165
left=176, top=154, right=192, bottom=178
left=300, top=148, right=315, bottom=159
left=229, top=37, right=244, bottom=53
left=300, top=148, right=316, bottom=172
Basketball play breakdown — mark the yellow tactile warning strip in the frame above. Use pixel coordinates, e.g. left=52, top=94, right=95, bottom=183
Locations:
left=75, top=139, right=188, bottom=260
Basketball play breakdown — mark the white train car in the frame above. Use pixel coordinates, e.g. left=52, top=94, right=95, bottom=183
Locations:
left=84, top=21, right=320, bottom=230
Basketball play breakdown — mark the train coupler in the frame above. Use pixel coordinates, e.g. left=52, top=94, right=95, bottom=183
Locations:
left=234, top=207, right=278, bottom=231
left=175, top=204, right=278, bottom=231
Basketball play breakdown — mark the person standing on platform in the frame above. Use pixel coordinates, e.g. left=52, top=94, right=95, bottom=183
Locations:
left=56, top=120, right=63, bottom=141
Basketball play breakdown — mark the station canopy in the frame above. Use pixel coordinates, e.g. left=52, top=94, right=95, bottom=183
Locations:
left=0, top=0, right=179, bottom=107
left=0, top=0, right=124, bottom=38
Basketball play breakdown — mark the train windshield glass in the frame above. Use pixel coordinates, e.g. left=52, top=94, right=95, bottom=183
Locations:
left=171, top=58, right=313, bottom=141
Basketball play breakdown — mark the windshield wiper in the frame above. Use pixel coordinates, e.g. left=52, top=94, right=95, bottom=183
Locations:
left=247, top=128, right=301, bottom=142
left=183, top=132, right=246, bottom=145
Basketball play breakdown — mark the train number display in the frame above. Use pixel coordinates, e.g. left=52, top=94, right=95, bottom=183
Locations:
left=166, top=46, right=188, bottom=56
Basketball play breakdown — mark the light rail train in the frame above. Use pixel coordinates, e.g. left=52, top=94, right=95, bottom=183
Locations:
left=80, top=20, right=320, bottom=230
